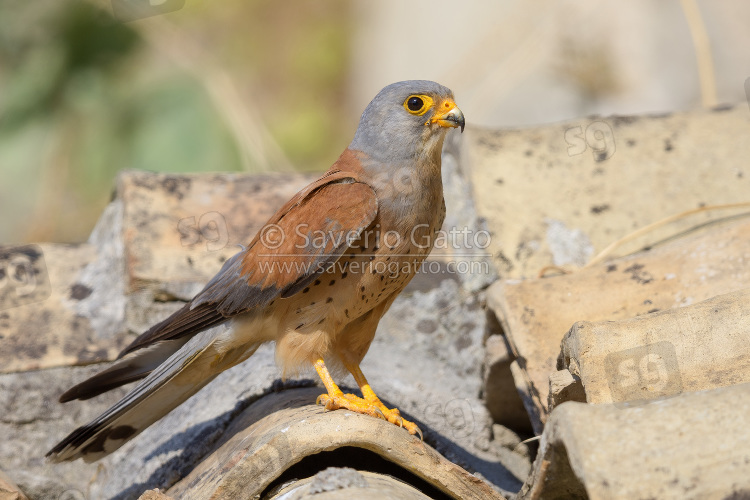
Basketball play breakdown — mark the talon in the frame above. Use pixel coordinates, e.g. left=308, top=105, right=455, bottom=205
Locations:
left=416, top=426, right=424, bottom=441
left=314, top=358, right=421, bottom=438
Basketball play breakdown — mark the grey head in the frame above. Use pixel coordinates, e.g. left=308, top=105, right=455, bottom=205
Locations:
left=349, top=80, right=465, bottom=163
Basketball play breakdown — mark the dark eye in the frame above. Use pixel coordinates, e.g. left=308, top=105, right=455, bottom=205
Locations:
left=407, top=97, right=423, bottom=111
left=403, top=94, right=433, bottom=115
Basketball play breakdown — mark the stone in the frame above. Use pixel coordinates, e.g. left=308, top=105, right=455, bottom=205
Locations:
left=268, top=469, right=431, bottom=499
left=559, top=288, right=750, bottom=406
left=487, top=217, right=750, bottom=428
left=137, top=489, right=173, bottom=500
left=517, top=382, right=750, bottom=499
left=0, top=469, right=28, bottom=500
left=483, top=334, right=532, bottom=433
left=0, top=241, right=124, bottom=373
left=0, top=365, right=129, bottom=499
left=509, top=361, right=544, bottom=436
left=462, top=105, right=750, bottom=280
left=168, top=388, right=506, bottom=500
left=547, top=370, right=585, bottom=412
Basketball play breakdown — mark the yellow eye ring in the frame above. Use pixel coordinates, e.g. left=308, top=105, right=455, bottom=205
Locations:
left=403, top=94, right=433, bottom=116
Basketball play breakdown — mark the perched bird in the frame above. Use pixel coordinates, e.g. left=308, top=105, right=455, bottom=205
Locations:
left=47, top=80, right=465, bottom=463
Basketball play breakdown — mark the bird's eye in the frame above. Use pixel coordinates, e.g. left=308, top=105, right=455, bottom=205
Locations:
left=403, top=94, right=433, bottom=115
left=407, top=97, right=423, bottom=111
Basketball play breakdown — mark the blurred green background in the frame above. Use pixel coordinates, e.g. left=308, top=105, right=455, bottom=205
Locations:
left=1, top=0, right=747, bottom=244
left=0, top=0, right=351, bottom=243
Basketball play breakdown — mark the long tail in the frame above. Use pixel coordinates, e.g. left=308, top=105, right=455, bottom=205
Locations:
left=47, top=331, right=232, bottom=463
left=58, top=339, right=191, bottom=403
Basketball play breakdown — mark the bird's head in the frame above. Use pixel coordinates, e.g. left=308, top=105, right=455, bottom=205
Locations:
left=350, top=80, right=465, bottom=163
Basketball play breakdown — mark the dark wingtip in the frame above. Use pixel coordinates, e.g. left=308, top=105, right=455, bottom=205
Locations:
left=59, top=390, right=75, bottom=404
left=59, top=367, right=150, bottom=403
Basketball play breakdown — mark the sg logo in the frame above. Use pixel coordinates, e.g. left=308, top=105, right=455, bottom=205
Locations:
left=605, top=341, right=682, bottom=406
left=564, top=121, right=616, bottom=161
left=0, top=245, right=52, bottom=311
left=178, top=212, right=230, bottom=252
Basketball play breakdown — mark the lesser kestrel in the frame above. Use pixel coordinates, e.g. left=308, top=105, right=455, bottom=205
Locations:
left=48, top=80, right=465, bottom=462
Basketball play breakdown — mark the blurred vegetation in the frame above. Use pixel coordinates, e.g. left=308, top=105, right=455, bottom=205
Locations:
left=0, top=0, right=350, bottom=244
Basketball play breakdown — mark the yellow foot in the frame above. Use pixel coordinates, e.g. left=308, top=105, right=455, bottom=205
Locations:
left=317, top=392, right=422, bottom=439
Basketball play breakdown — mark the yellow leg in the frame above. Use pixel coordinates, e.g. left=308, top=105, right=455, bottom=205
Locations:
left=314, top=358, right=422, bottom=438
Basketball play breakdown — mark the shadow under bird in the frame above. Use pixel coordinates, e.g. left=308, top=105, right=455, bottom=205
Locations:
left=47, top=80, right=465, bottom=462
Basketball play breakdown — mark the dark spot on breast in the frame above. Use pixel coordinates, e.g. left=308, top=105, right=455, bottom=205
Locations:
left=329, top=280, right=336, bottom=286
left=318, top=319, right=325, bottom=324
left=342, top=272, right=348, bottom=279
left=326, top=297, right=333, bottom=303
left=664, top=139, right=673, bottom=152
left=344, top=309, right=350, bottom=318
left=296, top=308, right=302, bottom=314
left=380, top=276, right=384, bottom=281
left=360, top=286, right=365, bottom=292
left=296, top=323, right=304, bottom=330
left=361, top=295, right=366, bottom=300
left=606, top=264, right=617, bottom=273
left=310, top=302, right=316, bottom=306
left=303, top=287, right=310, bottom=293
left=69, top=283, right=93, bottom=300
left=314, top=280, right=321, bottom=286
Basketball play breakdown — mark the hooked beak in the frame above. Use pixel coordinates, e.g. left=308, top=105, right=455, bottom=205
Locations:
left=428, top=101, right=465, bottom=133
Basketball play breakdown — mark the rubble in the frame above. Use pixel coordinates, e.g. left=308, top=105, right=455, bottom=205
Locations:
left=517, top=382, right=750, bottom=500
left=167, top=387, right=504, bottom=500
left=486, top=217, right=750, bottom=429
left=558, top=287, right=750, bottom=407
